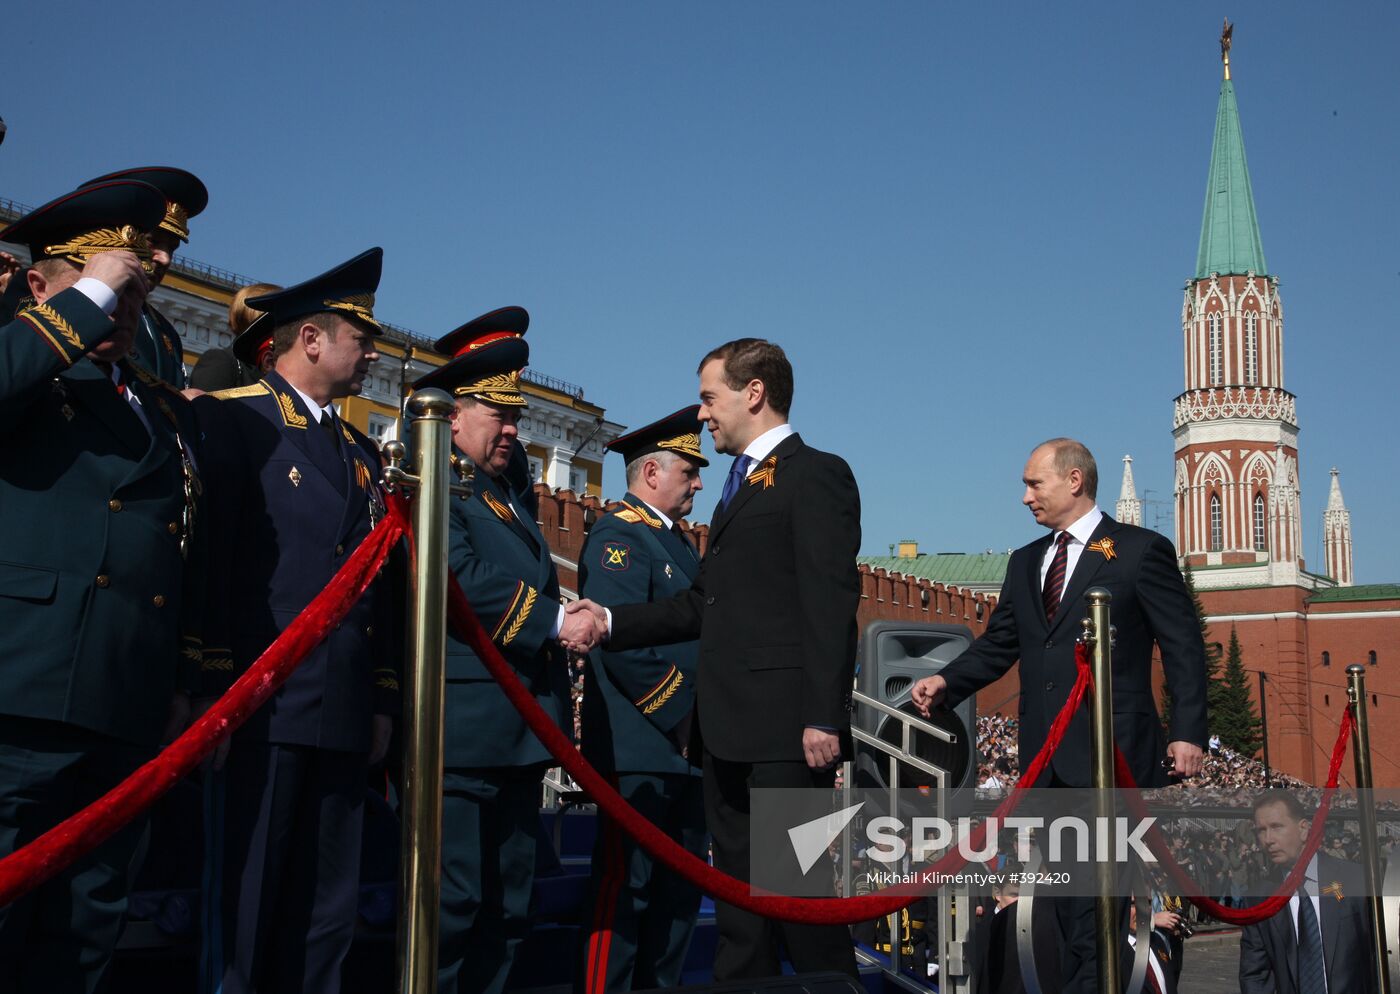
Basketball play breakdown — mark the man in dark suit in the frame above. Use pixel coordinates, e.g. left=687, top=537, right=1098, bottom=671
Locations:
left=1239, top=790, right=1377, bottom=994
left=411, top=331, right=592, bottom=994
left=911, top=438, right=1208, bottom=992
left=0, top=181, right=205, bottom=991
left=80, top=167, right=209, bottom=389
left=197, top=249, right=398, bottom=994
left=576, top=406, right=709, bottom=993
left=570, top=338, right=861, bottom=981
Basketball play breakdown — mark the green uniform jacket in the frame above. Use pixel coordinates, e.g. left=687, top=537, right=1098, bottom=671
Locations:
left=445, top=461, right=570, bottom=768
left=0, top=287, right=204, bottom=745
left=578, top=495, right=699, bottom=776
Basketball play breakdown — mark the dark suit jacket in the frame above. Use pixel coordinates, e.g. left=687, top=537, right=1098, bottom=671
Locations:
left=579, top=494, right=700, bottom=777
left=444, top=460, right=570, bottom=769
left=189, top=346, right=258, bottom=392
left=0, top=288, right=204, bottom=745
left=610, top=432, right=861, bottom=764
left=938, top=515, right=1206, bottom=788
left=984, top=899, right=1062, bottom=994
left=1239, top=853, right=1377, bottom=994
left=197, top=370, right=396, bottom=752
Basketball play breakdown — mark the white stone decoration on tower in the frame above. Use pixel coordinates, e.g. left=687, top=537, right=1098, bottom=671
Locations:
left=1170, top=47, right=1318, bottom=590
left=1115, top=455, right=1143, bottom=526
left=1322, top=468, right=1354, bottom=587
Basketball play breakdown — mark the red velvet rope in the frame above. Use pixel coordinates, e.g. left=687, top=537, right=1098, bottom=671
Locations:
left=446, top=577, right=1093, bottom=925
left=0, top=495, right=409, bottom=909
left=1112, top=708, right=1355, bottom=926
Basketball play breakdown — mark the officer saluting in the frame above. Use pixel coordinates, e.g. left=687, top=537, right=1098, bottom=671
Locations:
left=79, top=167, right=208, bottom=389
left=411, top=330, right=589, bottom=994
left=197, top=249, right=398, bottom=994
left=577, top=407, right=709, bottom=993
left=0, top=181, right=205, bottom=991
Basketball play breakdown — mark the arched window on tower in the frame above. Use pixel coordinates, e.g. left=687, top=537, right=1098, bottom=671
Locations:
left=1208, top=314, right=1223, bottom=386
left=1253, top=493, right=1267, bottom=552
left=1245, top=314, right=1258, bottom=385
left=1209, top=494, right=1223, bottom=551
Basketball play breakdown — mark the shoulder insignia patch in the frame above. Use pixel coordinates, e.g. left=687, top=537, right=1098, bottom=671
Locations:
left=601, top=542, right=630, bottom=571
left=210, top=382, right=271, bottom=400
left=276, top=391, right=309, bottom=429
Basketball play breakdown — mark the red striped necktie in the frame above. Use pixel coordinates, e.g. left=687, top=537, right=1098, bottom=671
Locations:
left=1042, top=531, right=1072, bottom=621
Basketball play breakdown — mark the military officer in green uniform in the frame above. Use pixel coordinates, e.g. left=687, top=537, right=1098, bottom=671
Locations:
left=576, top=407, right=709, bottom=993
left=411, top=332, right=592, bottom=994
left=81, top=167, right=209, bottom=389
left=0, top=181, right=205, bottom=992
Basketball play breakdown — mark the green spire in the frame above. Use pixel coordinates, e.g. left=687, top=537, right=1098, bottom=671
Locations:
left=1195, top=77, right=1268, bottom=279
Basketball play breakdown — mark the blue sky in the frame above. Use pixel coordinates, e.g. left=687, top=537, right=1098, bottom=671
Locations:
left=6, top=3, right=1397, bottom=580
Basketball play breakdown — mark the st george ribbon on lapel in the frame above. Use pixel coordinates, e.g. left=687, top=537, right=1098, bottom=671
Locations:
left=717, top=454, right=753, bottom=512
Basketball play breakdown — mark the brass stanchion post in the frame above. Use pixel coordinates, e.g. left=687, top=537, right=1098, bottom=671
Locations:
left=1347, top=664, right=1392, bottom=994
left=394, top=389, right=456, bottom=994
left=1085, top=588, right=1121, bottom=994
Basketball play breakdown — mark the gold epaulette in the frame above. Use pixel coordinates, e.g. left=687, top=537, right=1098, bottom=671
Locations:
left=617, top=501, right=663, bottom=529
left=211, top=382, right=271, bottom=400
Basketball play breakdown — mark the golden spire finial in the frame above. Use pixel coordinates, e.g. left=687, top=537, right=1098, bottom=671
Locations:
left=1220, top=18, right=1234, bottom=80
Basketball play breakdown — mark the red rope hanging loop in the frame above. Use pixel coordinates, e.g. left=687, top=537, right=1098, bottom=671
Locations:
left=1113, top=709, right=1355, bottom=926
left=446, top=577, right=1093, bottom=925
left=0, top=495, right=410, bottom=909
left=1069, top=640, right=1356, bottom=927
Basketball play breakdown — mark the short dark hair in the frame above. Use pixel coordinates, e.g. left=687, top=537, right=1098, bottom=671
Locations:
left=1036, top=437, right=1099, bottom=500
left=698, top=338, right=793, bottom=417
left=1252, top=789, right=1310, bottom=823
left=272, top=311, right=343, bottom=358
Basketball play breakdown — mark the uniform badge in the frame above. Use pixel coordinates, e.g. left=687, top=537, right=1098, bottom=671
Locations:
left=664, top=563, right=673, bottom=579
left=354, top=459, right=373, bottom=491
left=602, top=542, right=630, bottom=571
left=60, top=404, right=75, bottom=421
left=288, top=466, right=303, bottom=488
left=1323, top=881, right=1344, bottom=901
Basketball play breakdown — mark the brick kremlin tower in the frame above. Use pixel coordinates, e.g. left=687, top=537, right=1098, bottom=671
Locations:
left=1171, top=23, right=1319, bottom=591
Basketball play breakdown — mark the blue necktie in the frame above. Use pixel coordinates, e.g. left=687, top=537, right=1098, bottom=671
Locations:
left=718, top=454, right=753, bottom=512
left=1296, top=880, right=1325, bottom=993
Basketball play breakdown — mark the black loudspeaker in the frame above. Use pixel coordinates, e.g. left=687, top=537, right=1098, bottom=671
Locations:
left=853, top=620, right=977, bottom=793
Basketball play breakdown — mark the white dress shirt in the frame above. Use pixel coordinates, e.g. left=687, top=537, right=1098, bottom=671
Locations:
left=290, top=383, right=339, bottom=427
left=741, top=423, right=795, bottom=464
left=638, top=498, right=674, bottom=531
left=74, top=277, right=118, bottom=315
left=1038, top=506, right=1105, bottom=590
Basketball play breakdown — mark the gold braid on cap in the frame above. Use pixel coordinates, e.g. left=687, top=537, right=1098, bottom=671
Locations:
left=322, top=293, right=381, bottom=329
left=43, top=225, right=154, bottom=274
left=453, top=370, right=527, bottom=407
left=655, top=432, right=703, bottom=460
left=159, top=202, right=191, bottom=241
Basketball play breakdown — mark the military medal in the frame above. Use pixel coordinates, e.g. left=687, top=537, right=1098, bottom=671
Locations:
left=289, top=466, right=303, bottom=488
left=664, top=563, right=673, bottom=579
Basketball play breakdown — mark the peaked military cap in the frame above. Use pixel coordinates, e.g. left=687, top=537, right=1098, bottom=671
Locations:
left=0, top=180, right=165, bottom=273
left=80, top=166, right=209, bottom=243
left=606, top=405, right=709, bottom=467
left=231, top=247, right=383, bottom=364
left=432, top=306, right=529, bottom=357
left=413, top=335, right=529, bottom=407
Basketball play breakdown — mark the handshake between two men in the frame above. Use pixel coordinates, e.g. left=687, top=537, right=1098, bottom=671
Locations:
left=558, top=599, right=608, bottom=653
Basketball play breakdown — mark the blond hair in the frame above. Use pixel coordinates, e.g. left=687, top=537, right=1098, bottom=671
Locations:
left=228, top=282, right=281, bottom=335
